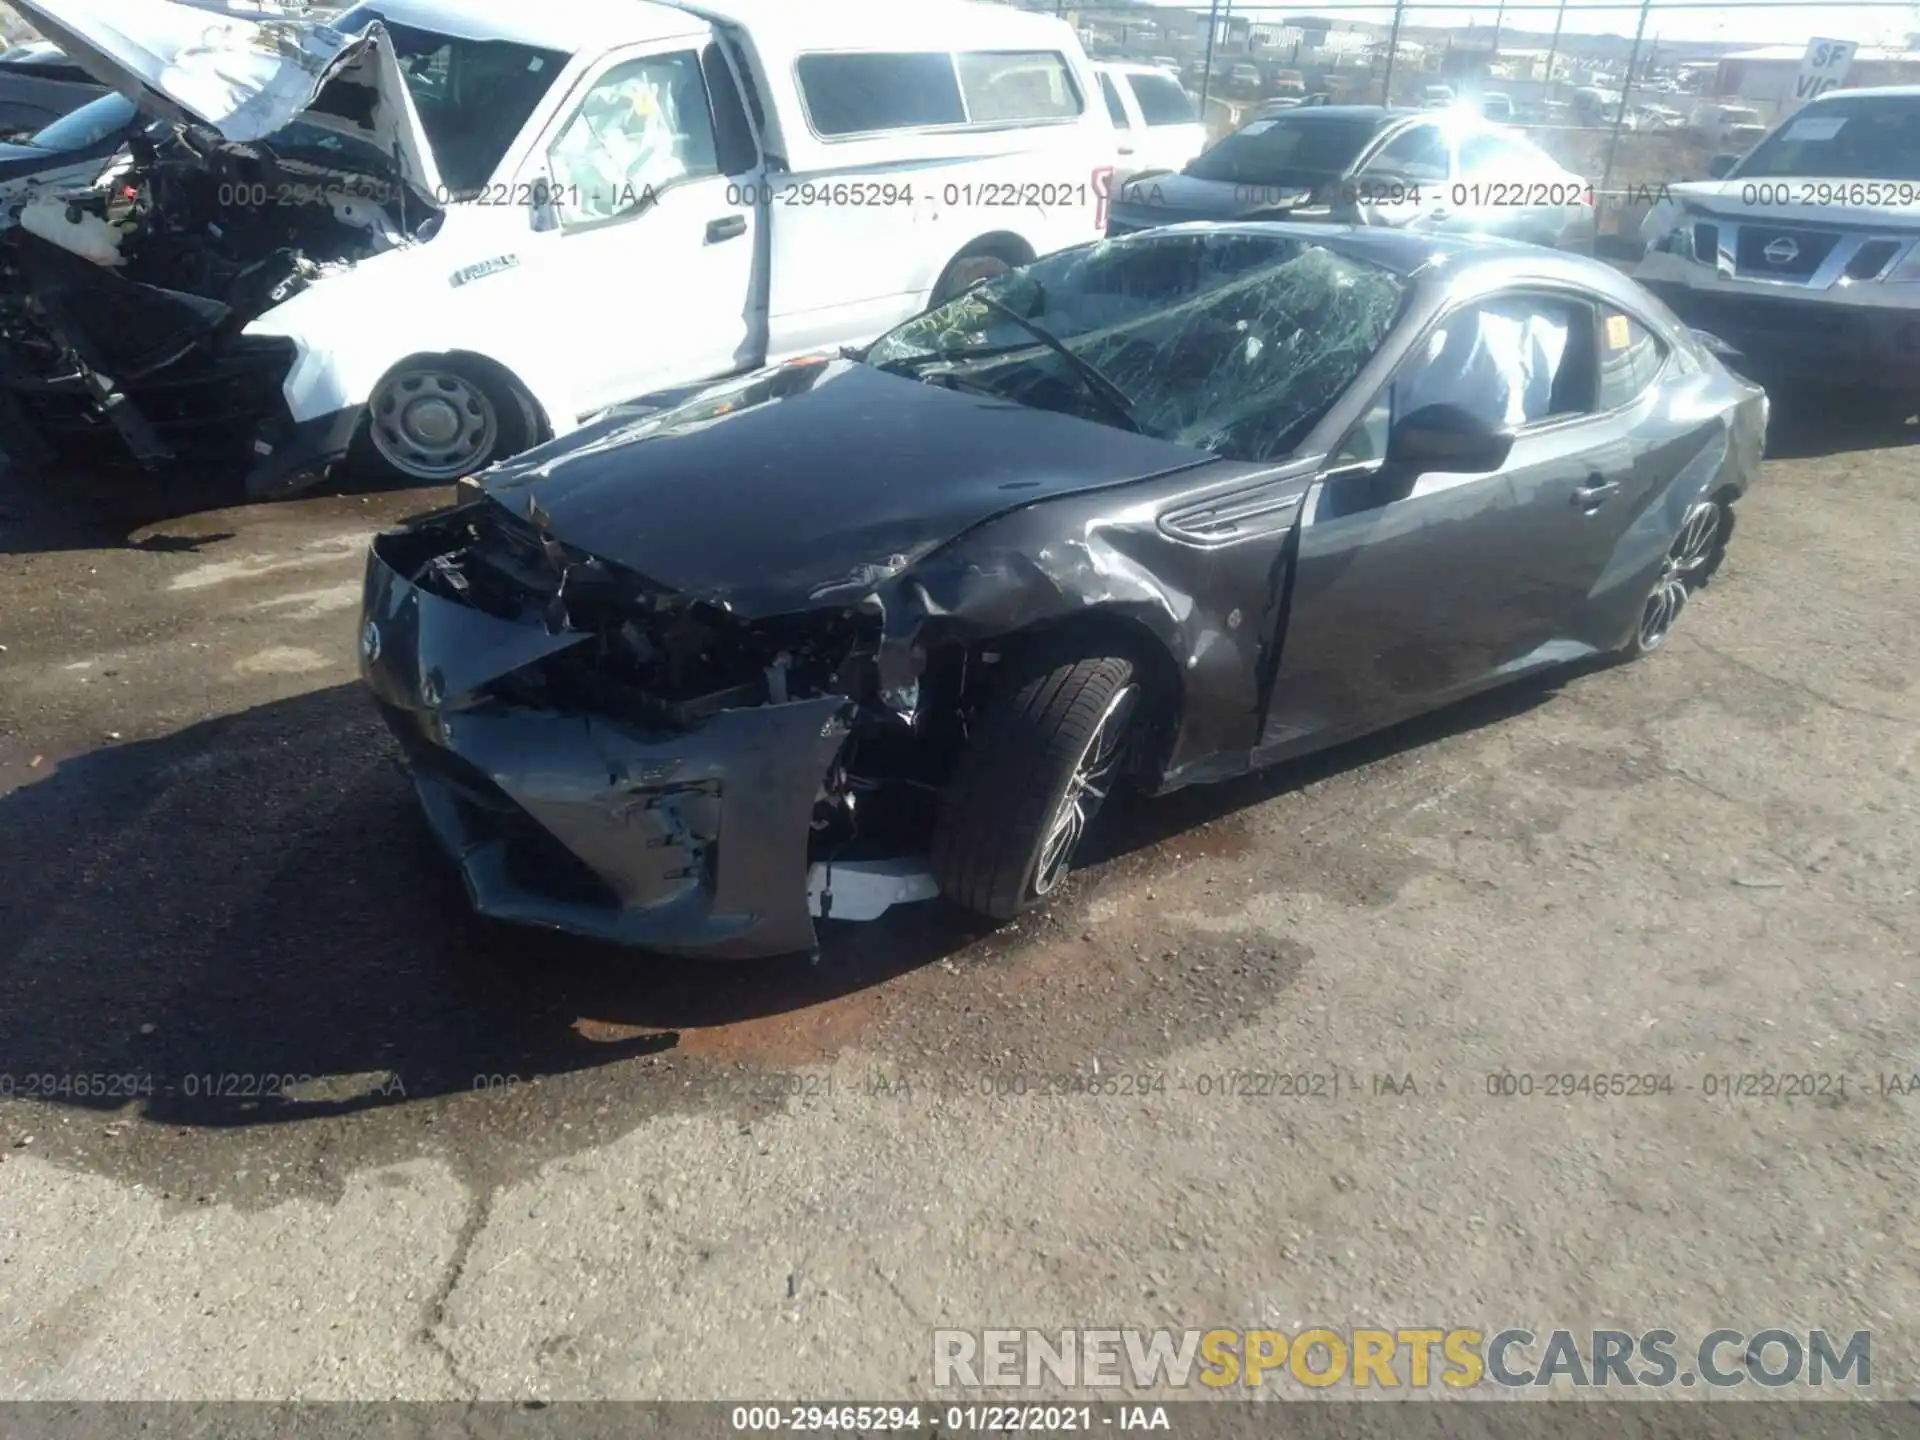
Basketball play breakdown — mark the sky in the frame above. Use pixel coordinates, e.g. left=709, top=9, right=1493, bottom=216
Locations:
left=1144, top=0, right=1920, bottom=47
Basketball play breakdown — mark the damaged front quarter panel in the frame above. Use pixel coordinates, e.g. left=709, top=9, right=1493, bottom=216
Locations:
left=362, top=503, right=861, bottom=960
left=865, top=462, right=1308, bottom=791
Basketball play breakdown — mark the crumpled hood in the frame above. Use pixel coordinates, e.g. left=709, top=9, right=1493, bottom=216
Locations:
left=474, top=357, right=1220, bottom=619
left=4, top=0, right=443, bottom=198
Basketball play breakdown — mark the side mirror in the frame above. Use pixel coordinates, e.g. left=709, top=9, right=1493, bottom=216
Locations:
left=1706, top=153, right=1737, bottom=180
left=529, top=177, right=561, bottom=232
left=1386, top=402, right=1515, bottom=474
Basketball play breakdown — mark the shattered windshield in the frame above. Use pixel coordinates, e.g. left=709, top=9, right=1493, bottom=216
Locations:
left=1733, top=95, right=1920, bottom=181
left=1182, top=114, right=1381, bottom=186
left=332, top=6, right=569, bottom=196
left=866, top=231, right=1407, bottom=462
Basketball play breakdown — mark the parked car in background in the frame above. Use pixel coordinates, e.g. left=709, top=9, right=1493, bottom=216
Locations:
left=1572, top=87, right=1623, bottom=127
left=358, top=224, right=1764, bottom=957
left=1480, top=91, right=1515, bottom=122
left=1229, top=63, right=1262, bottom=92
left=1637, top=85, right=1920, bottom=394
left=1689, top=101, right=1767, bottom=151
left=0, top=90, right=147, bottom=211
left=1094, top=61, right=1207, bottom=187
left=0, top=37, right=110, bottom=137
left=1423, top=84, right=1456, bottom=109
left=1106, top=104, right=1595, bottom=254
left=0, top=0, right=1116, bottom=497
left=1266, top=67, right=1306, bottom=98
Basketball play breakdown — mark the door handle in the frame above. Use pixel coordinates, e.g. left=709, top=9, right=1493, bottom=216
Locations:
left=1572, top=475, right=1620, bottom=509
left=705, top=215, right=747, bottom=243
left=1118, top=144, right=1136, bottom=155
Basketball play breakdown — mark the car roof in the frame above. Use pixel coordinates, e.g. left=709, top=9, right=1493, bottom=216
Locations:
left=1805, top=84, right=1920, bottom=100
left=685, top=0, right=1080, bottom=52
left=342, top=0, right=705, bottom=51
left=351, top=0, right=1080, bottom=52
left=1256, top=104, right=1413, bottom=123
left=1116, top=221, right=1654, bottom=307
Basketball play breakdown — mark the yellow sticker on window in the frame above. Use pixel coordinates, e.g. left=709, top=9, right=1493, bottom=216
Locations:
left=1605, top=313, right=1632, bottom=350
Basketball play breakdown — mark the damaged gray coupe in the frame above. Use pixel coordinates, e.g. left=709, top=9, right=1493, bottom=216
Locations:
left=360, top=224, right=1768, bottom=959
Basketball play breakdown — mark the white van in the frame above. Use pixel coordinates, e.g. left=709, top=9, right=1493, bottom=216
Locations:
left=1092, top=62, right=1208, bottom=187
left=0, top=0, right=1118, bottom=496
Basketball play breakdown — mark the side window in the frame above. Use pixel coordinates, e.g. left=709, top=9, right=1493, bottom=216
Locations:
left=701, top=42, right=758, bottom=175
left=1395, top=295, right=1596, bottom=429
left=1362, top=122, right=1449, bottom=182
left=1099, top=73, right=1132, bottom=129
left=795, top=53, right=966, bottom=136
left=1596, top=308, right=1668, bottom=411
left=1458, top=131, right=1547, bottom=179
left=956, top=51, right=1084, bottom=123
left=1128, top=73, right=1198, bottom=126
left=546, top=51, right=717, bottom=228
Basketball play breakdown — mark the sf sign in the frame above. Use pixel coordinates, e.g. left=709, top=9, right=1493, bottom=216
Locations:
left=1795, top=38, right=1857, bottom=103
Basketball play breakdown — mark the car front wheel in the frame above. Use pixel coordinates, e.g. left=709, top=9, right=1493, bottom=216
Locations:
left=932, top=650, right=1140, bottom=921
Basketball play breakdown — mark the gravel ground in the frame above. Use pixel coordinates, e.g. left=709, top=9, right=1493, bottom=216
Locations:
left=0, top=396, right=1915, bottom=1403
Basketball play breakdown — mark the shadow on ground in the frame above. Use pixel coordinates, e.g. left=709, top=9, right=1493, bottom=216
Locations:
left=0, top=456, right=434, bottom=556
left=1757, top=388, right=1919, bottom=463
left=0, top=661, right=1572, bottom=1123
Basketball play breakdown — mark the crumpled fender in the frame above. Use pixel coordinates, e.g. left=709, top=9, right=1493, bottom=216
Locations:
left=246, top=244, right=584, bottom=438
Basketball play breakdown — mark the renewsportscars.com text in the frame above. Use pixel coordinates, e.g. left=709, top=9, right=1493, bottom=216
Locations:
left=933, top=1327, right=1871, bottom=1390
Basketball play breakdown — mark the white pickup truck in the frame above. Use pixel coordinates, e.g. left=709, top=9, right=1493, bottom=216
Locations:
left=0, top=0, right=1117, bottom=496
left=1636, top=86, right=1920, bottom=395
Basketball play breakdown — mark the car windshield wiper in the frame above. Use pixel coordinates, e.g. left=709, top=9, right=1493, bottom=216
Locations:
left=969, top=292, right=1142, bottom=434
left=870, top=340, right=1035, bottom=375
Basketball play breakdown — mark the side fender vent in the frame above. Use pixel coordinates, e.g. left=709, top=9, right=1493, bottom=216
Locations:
left=1159, top=484, right=1305, bottom=544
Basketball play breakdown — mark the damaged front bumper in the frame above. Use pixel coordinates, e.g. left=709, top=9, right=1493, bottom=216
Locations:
left=360, top=533, right=861, bottom=960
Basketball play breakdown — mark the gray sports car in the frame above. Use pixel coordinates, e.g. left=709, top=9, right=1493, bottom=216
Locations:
left=359, top=224, right=1767, bottom=959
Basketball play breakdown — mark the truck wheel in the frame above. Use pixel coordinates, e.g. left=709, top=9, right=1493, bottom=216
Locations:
left=932, top=650, right=1140, bottom=921
left=932, top=253, right=1011, bottom=305
left=354, top=359, right=535, bottom=485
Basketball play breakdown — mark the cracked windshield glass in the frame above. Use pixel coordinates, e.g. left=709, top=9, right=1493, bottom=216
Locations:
left=865, top=231, right=1407, bottom=461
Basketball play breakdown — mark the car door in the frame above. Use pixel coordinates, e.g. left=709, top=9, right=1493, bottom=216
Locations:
left=1348, top=118, right=1451, bottom=229
left=1259, top=289, right=1646, bottom=756
left=1123, top=70, right=1208, bottom=176
left=1099, top=69, right=1143, bottom=185
left=510, top=40, right=761, bottom=416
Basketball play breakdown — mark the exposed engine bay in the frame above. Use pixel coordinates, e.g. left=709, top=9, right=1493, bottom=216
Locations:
left=21, top=124, right=423, bottom=301
left=0, top=124, right=430, bottom=469
left=382, top=497, right=971, bottom=870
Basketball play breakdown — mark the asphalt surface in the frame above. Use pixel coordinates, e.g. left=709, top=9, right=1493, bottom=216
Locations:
left=0, top=398, right=1916, bottom=1402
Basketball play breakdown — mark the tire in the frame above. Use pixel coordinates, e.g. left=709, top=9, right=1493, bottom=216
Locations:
left=1626, top=496, right=1730, bottom=657
left=931, top=252, right=1013, bottom=306
left=932, top=650, right=1140, bottom=921
left=353, top=359, right=535, bottom=485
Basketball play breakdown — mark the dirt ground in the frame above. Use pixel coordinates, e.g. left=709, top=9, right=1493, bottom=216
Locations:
left=0, top=393, right=1916, bottom=1402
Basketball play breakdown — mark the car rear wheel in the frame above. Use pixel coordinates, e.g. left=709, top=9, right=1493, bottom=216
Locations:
left=357, top=360, right=534, bottom=485
left=1629, top=497, right=1728, bottom=656
left=932, top=650, right=1140, bottom=921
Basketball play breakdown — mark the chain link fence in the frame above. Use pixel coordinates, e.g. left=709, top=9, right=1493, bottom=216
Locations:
left=1035, top=0, right=1920, bottom=242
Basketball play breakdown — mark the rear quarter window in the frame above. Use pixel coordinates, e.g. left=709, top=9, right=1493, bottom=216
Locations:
left=794, top=52, right=966, bottom=136
left=1596, top=309, right=1668, bottom=410
left=955, top=51, right=1084, bottom=124
left=1127, top=73, right=1197, bottom=126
